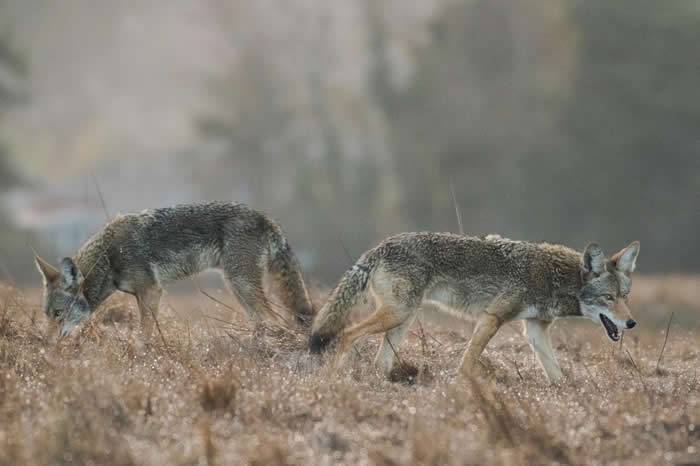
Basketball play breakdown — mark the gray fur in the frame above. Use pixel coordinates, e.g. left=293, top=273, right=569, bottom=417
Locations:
left=310, top=232, right=640, bottom=382
left=35, top=202, right=314, bottom=337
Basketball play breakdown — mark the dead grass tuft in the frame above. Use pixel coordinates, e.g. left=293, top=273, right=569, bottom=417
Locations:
left=199, top=374, right=239, bottom=414
left=469, top=379, right=572, bottom=464
left=0, top=278, right=698, bottom=464
left=409, top=423, right=452, bottom=466
left=199, top=419, right=218, bottom=466
left=246, top=435, right=291, bottom=466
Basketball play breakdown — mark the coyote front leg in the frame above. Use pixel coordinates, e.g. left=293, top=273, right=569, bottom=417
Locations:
left=459, top=312, right=502, bottom=377
left=137, top=287, right=163, bottom=342
left=524, top=319, right=563, bottom=383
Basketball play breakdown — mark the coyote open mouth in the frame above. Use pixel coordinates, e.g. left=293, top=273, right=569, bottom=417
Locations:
left=599, top=314, right=620, bottom=341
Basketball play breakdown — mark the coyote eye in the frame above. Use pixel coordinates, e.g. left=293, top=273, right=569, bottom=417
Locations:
left=603, top=294, right=614, bottom=302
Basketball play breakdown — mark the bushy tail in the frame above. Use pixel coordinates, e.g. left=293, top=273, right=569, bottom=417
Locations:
left=267, top=231, right=315, bottom=326
left=309, top=255, right=376, bottom=353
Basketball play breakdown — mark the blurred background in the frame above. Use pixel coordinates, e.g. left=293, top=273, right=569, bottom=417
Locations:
left=0, top=0, right=698, bottom=285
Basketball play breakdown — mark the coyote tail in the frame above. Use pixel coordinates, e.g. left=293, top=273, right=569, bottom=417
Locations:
left=309, top=254, right=377, bottom=353
left=267, top=230, right=315, bottom=325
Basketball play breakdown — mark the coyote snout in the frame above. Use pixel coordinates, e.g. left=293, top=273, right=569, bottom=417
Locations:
left=35, top=256, right=91, bottom=338
left=579, top=241, right=640, bottom=341
left=597, top=298, right=636, bottom=341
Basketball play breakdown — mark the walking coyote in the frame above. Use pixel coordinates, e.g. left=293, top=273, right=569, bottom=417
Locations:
left=309, top=232, right=640, bottom=382
left=35, top=202, right=314, bottom=338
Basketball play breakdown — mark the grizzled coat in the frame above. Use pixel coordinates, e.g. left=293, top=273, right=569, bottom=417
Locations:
left=35, top=202, right=314, bottom=337
left=310, top=232, right=639, bottom=383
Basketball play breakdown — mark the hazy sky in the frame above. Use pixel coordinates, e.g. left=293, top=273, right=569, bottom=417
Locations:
left=4, top=0, right=228, bottom=183
left=4, top=0, right=439, bottom=187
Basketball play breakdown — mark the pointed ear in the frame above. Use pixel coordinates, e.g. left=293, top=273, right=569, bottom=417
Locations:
left=35, top=256, right=60, bottom=284
left=581, top=242, right=606, bottom=278
left=58, top=257, right=83, bottom=288
left=611, top=241, right=640, bottom=275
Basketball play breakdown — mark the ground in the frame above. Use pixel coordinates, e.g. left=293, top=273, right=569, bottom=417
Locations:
left=0, top=276, right=698, bottom=465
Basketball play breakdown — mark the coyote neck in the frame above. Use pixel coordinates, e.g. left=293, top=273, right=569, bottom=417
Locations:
left=75, top=231, right=117, bottom=314
left=542, top=249, right=584, bottom=317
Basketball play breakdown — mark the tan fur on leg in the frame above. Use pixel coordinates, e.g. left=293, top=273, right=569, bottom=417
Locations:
left=524, top=319, right=563, bottom=383
left=334, top=304, right=410, bottom=369
left=374, top=314, right=417, bottom=375
left=459, top=312, right=502, bottom=377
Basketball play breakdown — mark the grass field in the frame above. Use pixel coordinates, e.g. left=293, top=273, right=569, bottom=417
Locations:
left=0, top=276, right=698, bottom=465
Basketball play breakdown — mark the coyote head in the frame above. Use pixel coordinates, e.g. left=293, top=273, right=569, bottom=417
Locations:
left=35, top=256, right=91, bottom=337
left=578, top=242, right=640, bottom=341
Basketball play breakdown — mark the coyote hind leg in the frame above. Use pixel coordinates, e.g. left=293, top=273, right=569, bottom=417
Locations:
left=335, top=304, right=411, bottom=369
left=224, top=264, right=280, bottom=325
left=224, top=272, right=277, bottom=324
left=221, top=247, right=281, bottom=324
left=374, top=314, right=417, bottom=375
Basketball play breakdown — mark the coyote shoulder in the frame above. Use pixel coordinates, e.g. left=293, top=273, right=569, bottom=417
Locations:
left=309, top=232, right=640, bottom=382
left=35, top=202, right=314, bottom=337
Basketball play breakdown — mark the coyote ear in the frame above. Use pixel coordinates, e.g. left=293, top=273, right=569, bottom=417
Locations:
left=59, top=257, right=83, bottom=288
left=35, top=256, right=60, bottom=284
left=581, top=243, right=605, bottom=278
left=611, top=241, right=640, bottom=275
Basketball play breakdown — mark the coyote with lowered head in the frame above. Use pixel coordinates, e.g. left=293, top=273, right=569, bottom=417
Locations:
left=35, top=202, right=314, bottom=338
left=309, top=232, right=640, bottom=382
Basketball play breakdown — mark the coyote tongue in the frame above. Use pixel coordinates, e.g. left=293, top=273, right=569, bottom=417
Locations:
left=599, top=314, right=620, bottom=341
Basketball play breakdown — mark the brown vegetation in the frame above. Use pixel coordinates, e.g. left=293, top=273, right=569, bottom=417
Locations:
left=0, top=278, right=698, bottom=465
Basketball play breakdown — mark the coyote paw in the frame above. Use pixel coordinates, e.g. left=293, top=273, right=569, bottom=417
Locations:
left=546, top=370, right=565, bottom=385
left=133, top=336, right=148, bottom=354
left=459, top=357, right=495, bottom=380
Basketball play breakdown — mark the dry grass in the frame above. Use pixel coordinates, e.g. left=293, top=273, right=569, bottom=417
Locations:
left=0, top=277, right=699, bottom=465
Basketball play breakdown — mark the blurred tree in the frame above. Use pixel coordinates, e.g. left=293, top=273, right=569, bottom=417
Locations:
left=192, top=0, right=699, bottom=275
left=384, top=0, right=576, bottom=234
left=526, top=0, right=700, bottom=271
left=194, top=52, right=294, bottom=206
left=381, top=0, right=699, bottom=271
left=0, top=9, right=32, bottom=281
left=0, top=20, right=27, bottom=188
left=193, top=0, right=388, bottom=279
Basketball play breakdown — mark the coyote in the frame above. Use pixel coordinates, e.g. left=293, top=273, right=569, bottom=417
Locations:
left=35, top=202, right=314, bottom=338
left=309, top=232, right=640, bottom=382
